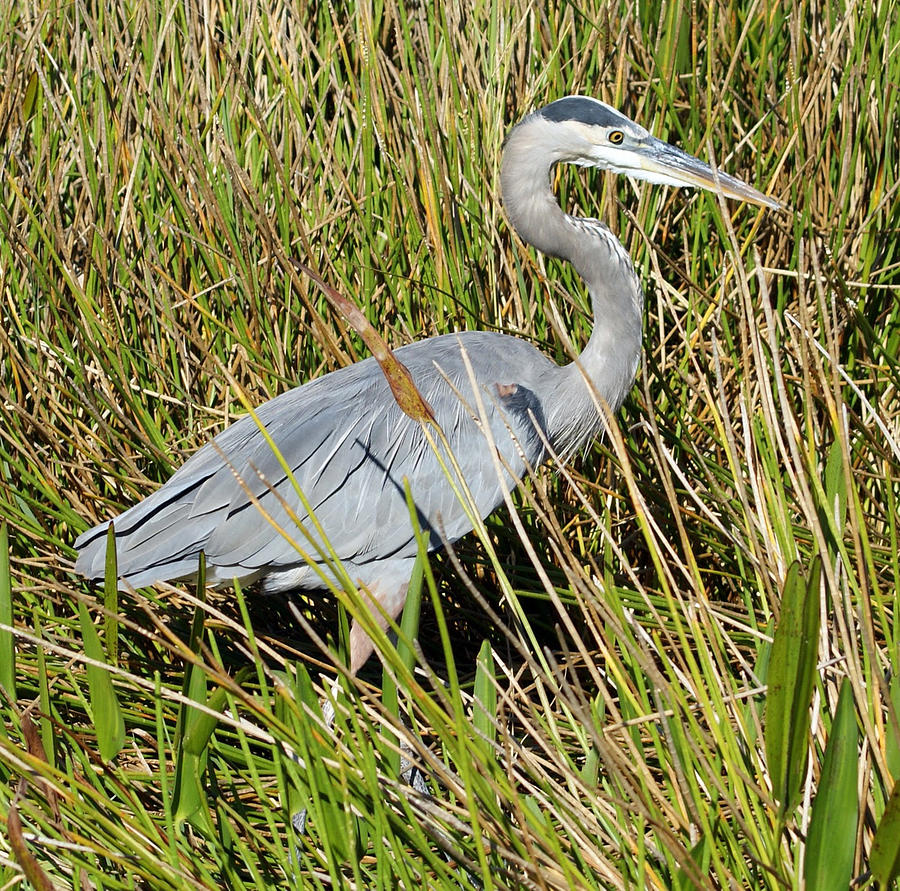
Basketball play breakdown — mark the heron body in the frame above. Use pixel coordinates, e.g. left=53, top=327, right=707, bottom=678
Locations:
left=75, top=96, right=777, bottom=671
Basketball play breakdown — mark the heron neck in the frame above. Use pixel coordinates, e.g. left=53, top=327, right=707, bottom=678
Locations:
left=501, top=122, right=643, bottom=451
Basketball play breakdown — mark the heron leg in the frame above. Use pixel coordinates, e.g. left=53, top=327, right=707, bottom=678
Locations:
left=348, top=576, right=411, bottom=674
left=293, top=565, right=419, bottom=842
left=349, top=575, right=432, bottom=809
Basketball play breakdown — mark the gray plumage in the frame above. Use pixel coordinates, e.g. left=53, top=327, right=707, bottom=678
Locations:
left=75, top=96, right=778, bottom=671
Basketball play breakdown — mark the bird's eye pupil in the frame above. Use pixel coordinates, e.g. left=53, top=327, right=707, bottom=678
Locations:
left=610, top=130, right=624, bottom=144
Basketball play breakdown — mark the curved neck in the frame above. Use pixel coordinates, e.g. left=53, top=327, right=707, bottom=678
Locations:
left=500, top=115, right=643, bottom=450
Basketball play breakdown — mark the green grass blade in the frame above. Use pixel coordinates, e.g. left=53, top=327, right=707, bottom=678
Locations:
left=31, top=608, right=53, bottom=762
left=381, top=536, right=425, bottom=778
left=102, top=524, right=119, bottom=667
left=0, top=521, right=14, bottom=699
left=397, top=543, right=425, bottom=673
left=172, top=554, right=214, bottom=832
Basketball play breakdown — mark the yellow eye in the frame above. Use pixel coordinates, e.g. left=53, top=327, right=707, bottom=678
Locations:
left=609, top=130, right=625, bottom=145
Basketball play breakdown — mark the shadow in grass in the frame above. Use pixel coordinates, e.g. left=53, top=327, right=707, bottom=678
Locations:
left=229, top=540, right=568, bottom=689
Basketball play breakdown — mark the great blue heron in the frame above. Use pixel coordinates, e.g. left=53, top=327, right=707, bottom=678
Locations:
left=75, top=96, right=778, bottom=671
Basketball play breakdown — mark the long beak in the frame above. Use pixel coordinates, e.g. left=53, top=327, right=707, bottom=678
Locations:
left=638, top=138, right=782, bottom=210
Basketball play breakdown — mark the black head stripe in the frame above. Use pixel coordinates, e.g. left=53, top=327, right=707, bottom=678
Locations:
left=539, top=97, right=623, bottom=128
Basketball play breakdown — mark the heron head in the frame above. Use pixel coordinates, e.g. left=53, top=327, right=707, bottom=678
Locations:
left=537, top=96, right=780, bottom=210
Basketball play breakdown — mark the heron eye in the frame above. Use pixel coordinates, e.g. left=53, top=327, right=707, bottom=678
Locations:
left=609, top=130, right=625, bottom=145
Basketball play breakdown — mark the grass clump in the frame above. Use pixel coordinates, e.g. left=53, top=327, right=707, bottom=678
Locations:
left=1, top=0, right=899, bottom=887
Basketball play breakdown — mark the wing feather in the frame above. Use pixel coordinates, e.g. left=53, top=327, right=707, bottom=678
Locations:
left=75, top=331, right=559, bottom=588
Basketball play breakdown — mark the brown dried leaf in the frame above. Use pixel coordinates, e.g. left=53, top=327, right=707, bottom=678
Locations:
left=290, top=260, right=436, bottom=424
left=21, top=713, right=61, bottom=824
left=7, top=789, right=55, bottom=891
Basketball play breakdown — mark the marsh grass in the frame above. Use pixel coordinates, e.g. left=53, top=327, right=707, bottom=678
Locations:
left=2, top=0, right=899, bottom=887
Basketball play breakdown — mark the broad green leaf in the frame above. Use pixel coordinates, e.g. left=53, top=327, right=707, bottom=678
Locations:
left=77, top=600, right=125, bottom=761
left=473, top=639, right=497, bottom=747
left=871, top=780, right=900, bottom=889
left=675, top=827, right=713, bottom=891
left=823, top=439, right=848, bottom=532
left=397, top=544, right=425, bottom=674
left=182, top=684, right=228, bottom=756
left=822, top=440, right=849, bottom=561
left=22, top=71, right=41, bottom=121
left=887, top=674, right=900, bottom=782
left=765, top=558, right=822, bottom=813
left=804, top=679, right=858, bottom=891
left=103, top=524, right=119, bottom=666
